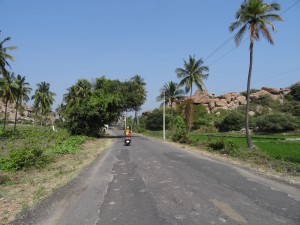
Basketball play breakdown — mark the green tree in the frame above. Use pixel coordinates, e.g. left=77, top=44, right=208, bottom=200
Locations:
left=130, top=75, right=147, bottom=129
left=229, top=0, right=283, bottom=148
left=290, top=83, right=300, bottom=101
left=175, top=55, right=209, bottom=98
left=0, top=72, right=18, bottom=131
left=0, top=32, right=16, bottom=75
left=31, top=82, right=56, bottom=127
left=63, top=79, right=91, bottom=107
left=63, top=77, right=124, bottom=136
left=175, top=55, right=209, bottom=131
left=13, top=75, right=31, bottom=132
left=156, top=81, right=184, bottom=108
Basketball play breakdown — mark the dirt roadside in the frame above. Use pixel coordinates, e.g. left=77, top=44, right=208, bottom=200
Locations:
left=0, top=138, right=112, bottom=225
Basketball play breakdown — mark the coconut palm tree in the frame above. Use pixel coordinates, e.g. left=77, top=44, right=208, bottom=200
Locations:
left=229, top=0, right=283, bottom=148
left=0, top=32, right=16, bottom=75
left=31, top=82, right=56, bottom=127
left=175, top=55, right=209, bottom=98
left=130, top=75, right=146, bottom=128
left=176, top=55, right=209, bottom=131
left=157, top=81, right=184, bottom=108
left=13, top=75, right=31, bottom=132
left=0, top=71, right=17, bottom=131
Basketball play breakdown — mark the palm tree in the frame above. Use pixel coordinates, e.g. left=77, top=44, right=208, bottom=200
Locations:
left=157, top=81, right=184, bottom=108
left=31, top=82, right=56, bottom=127
left=175, top=55, right=209, bottom=98
left=229, top=0, right=283, bottom=148
left=0, top=32, right=16, bottom=75
left=0, top=71, right=17, bottom=131
left=63, top=86, right=77, bottom=107
left=13, top=75, right=31, bottom=132
left=63, top=79, right=91, bottom=107
left=176, top=55, right=209, bottom=131
left=130, top=75, right=146, bottom=128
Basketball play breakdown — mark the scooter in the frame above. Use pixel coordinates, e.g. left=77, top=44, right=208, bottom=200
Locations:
left=124, top=137, right=131, bottom=146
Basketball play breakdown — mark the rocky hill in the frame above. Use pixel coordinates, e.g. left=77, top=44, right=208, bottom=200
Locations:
left=0, top=99, right=33, bottom=122
left=190, top=85, right=292, bottom=114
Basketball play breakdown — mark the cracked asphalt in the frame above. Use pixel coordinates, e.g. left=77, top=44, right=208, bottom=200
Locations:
left=12, top=129, right=300, bottom=225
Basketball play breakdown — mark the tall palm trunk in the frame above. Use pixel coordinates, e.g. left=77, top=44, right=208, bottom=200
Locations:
left=134, top=109, right=138, bottom=129
left=245, top=41, right=254, bottom=148
left=14, top=99, right=19, bottom=133
left=3, top=99, right=9, bottom=131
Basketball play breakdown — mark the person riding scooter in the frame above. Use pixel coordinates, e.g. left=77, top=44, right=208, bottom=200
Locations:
left=124, top=126, right=132, bottom=146
left=124, top=126, right=132, bottom=137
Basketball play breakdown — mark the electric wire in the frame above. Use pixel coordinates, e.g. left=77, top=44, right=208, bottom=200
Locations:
left=203, top=0, right=299, bottom=67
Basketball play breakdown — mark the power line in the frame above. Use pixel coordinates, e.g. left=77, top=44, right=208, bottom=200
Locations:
left=208, top=37, right=248, bottom=67
left=280, top=0, right=300, bottom=15
left=252, top=67, right=300, bottom=85
left=203, top=34, right=235, bottom=62
left=204, top=0, right=299, bottom=68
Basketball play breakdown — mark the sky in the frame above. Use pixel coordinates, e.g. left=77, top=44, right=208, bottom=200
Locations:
left=1, top=0, right=300, bottom=112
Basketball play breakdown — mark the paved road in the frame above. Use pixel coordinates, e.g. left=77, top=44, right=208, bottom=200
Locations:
left=13, top=129, right=300, bottom=225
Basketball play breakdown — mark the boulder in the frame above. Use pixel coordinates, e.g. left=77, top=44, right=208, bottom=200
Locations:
left=215, top=100, right=228, bottom=107
left=248, top=111, right=255, bottom=116
left=237, top=96, right=247, bottom=105
left=250, top=90, right=271, bottom=100
left=191, top=90, right=210, bottom=104
left=221, top=93, right=232, bottom=103
left=262, top=87, right=280, bottom=95
left=208, top=100, right=215, bottom=110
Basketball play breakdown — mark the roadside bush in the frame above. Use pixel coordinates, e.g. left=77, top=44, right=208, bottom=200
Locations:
left=207, top=139, right=225, bottom=151
left=172, top=116, right=189, bottom=143
left=222, top=140, right=239, bottom=157
left=54, top=136, right=86, bottom=154
left=217, top=111, right=244, bottom=132
left=1, top=147, right=50, bottom=171
left=290, top=83, right=300, bottom=101
left=255, top=113, right=296, bottom=133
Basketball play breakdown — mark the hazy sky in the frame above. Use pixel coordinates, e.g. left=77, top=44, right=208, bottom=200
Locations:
left=1, top=0, right=300, bottom=111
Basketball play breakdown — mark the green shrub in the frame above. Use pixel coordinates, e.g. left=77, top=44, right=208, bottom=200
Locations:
left=221, top=140, right=239, bottom=157
left=290, top=83, right=300, bottom=101
left=207, top=139, right=225, bottom=151
left=1, top=147, right=50, bottom=171
left=281, top=101, right=300, bottom=116
left=218, top=111, right=244, bottom=132
left=54, top=136, right=86, bottom=154
left=255, top=113, right=296, bottom=133
left=172, top=116, right=189, bottom=143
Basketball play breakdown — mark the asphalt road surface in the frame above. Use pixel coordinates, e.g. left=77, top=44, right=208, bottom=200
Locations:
left=13, top=129, right=300, bottom=225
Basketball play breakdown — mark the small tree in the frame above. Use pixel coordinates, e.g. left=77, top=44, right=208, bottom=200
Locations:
left=172, top=116, right=189, bottom=143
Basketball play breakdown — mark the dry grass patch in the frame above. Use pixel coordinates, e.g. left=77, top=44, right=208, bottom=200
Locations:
left=0, top=138, right=112, bottom=225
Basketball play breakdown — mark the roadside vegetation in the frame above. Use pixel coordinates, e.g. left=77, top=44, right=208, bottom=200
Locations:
left=0, top=125, right=112, bottom=224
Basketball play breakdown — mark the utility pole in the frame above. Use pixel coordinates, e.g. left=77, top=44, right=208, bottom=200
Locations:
left=163, top=91, right=166, bottom=141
